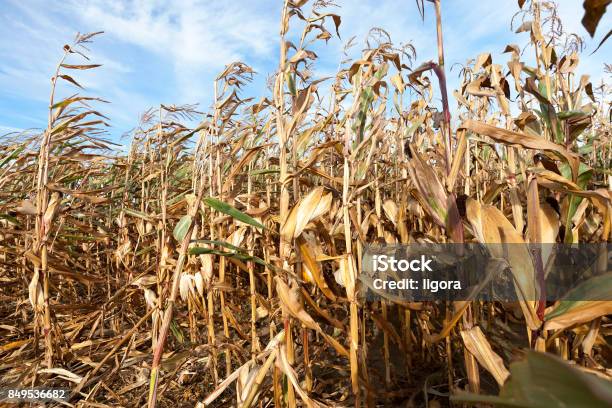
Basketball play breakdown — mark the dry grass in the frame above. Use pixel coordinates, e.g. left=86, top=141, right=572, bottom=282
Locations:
left=0, top=1, right=610, bottom=407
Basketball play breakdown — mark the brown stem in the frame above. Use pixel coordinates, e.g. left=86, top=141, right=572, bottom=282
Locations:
left=147, top=183, right=205, bottom=408
left=35, top=48, right=70, bottom=369
left=432, top=0, right=452, bottom=175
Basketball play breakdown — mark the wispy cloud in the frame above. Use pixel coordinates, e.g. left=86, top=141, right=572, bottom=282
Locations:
left=0, top=0, right=279, bottom=136
left=64, top=0, right=279, bottom=102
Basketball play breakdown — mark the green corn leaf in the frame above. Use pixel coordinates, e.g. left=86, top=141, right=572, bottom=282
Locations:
left=173, top=215, right=192, bottom=242
left=189, top=246, right=267, bottom=266
left=452, top=351, right=612, bottom=407
left=202, top=197, right=265, bottom=230
left=545, top=272, right=612, bottom=321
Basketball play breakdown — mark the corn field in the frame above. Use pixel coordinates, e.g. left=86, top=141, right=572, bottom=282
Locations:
left=0, top=0, right=611, bottom=407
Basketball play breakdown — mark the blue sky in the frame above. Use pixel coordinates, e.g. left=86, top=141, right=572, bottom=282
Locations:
left=1, top=0, right=609, bottom=143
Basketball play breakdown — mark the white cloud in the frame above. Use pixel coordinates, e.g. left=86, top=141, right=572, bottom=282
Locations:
left=64, top=0, right=278, bottom=102
left=0, top=0, right=280, bottom=136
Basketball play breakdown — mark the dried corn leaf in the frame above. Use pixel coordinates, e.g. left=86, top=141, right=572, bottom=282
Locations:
left=460, top=119, right=580, bottom=181
left=466, top=198, right=540, bottom=329
left=297, top=235, right=336, bottom=301
left=461, top=326, right=510, bottom=386
left=281, top=186, right=332, bottom=240
left=274, top=276, right=320, bottom=331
